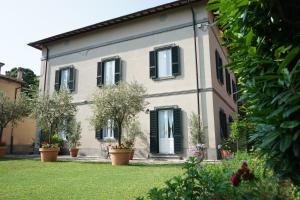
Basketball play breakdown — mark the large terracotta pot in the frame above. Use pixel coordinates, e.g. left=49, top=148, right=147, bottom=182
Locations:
left=39, top=147, right=60, bottom=162
left=69, top=148, right=79, bottom=157
left=129, top=149, right=135, bottom=160
left=0, top=146, right=7, bottom=157
left=221, top=149, right=232, bottom=159
left=109, top=148, right=131, bottom=165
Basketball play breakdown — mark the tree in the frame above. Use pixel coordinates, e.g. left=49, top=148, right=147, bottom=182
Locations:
left=189, top=112, right=205, bottom=145
left=208, top=0, right=300, bottom=184
left=32, top=91, right=77, bottom=144
left=65, top=118, right=82, bottom=149
left=6, top=68, right=39, bottom=97
left=0, top=91, right=30, bottom=142
left=91, top=81, right=147, bottom=146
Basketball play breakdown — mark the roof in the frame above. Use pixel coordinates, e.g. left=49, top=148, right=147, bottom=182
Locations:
left=28, top=0, right=201, bottom=50
left=0, top=74, right=24, bottom=85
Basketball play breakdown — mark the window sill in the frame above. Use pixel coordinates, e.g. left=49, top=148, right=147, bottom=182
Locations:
left=152, top=76, right=176, bottom=81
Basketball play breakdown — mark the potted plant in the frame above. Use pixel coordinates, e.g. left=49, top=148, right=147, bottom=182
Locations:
left=0, top=142, right=6, bottom=157
left=32, top=90, right=77, bottom=162
left=91, top=81, right=147, bottom=165
left=124, top=119, right=143, bottom=160
left=65, top=119, right=82, bottom=157
left=218, top=139, right=233, bottom=159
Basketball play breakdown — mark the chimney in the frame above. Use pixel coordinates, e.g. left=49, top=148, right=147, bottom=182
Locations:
left=0, top=62, right=4, bottom=74
left=17, top=67, right=23, bottom=81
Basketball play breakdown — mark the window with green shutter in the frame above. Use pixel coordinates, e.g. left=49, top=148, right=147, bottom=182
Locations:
left=219, top=109, right=228, bottom=139
left=173, top=108, right=182, bottom=153
left=97, top=57, right=122, bottom=87
left=54, top=67, right=76, bottom=92
left=215, top=50, right=224, bottom=84
left=225, top=69, right=231, bottom=95
left=150, top=110, right=159, bottom=153
left=232, top=80, right=238, bottom=102
left=149, top=45, right=181, bottom=79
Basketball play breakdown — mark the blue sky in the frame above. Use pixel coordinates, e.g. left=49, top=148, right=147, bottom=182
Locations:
left=0, top=0, right=173, bottom=75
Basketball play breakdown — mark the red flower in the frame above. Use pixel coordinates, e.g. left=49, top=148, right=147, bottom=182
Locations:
left=231, top=175, right=240, bottom=186
left=41, top=141, right=48, bottom=145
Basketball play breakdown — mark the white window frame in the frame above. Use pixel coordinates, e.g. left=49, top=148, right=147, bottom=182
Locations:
left=60, top=68, right=70, bottom=90
left=157, top=48, right=172, bottom=78
left=103, top=60, right=115, bottom=86
left=102, top=120, right=114, bottom=139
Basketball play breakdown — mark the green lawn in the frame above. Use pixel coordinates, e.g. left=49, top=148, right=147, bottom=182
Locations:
left=0, top=158, right=183, bottom=200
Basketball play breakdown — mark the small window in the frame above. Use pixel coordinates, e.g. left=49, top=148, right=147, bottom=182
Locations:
left=97, top=58, right=121, bottom=87
left=103, top=120, right=114, bottom=139
left=149, top=46, right=180, bottom=79
left=157, top=49, right=172, bottom=78
left=55, top=67, right=75, bottom=92
left=215, top=50, right=224, bottom=84
left=219, top=109, right=228, bottom=139
left=225, top=69, right=231, bottom=95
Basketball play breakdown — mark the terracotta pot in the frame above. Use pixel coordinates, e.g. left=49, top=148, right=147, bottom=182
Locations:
left=69, top=148, right=79, bottom=157
left=109, top=148, right=131, bottom=165
left=0, top=146, right=7, bottom=157
left=39, top=147, right=60, bottom=162
left=221, top=149, right=232, bottom=159
left=129, top=149, right=135, bottom=160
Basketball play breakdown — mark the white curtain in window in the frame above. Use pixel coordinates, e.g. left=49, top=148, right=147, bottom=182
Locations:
left=159, top=110, right=174, bottom=139
left=158, top=49, right=172, bottom=77
left=104, top=60, right=115, bottom=85
left=103, top=120, right=114, bottom=138
left=60, top=69, right=69, bottom=90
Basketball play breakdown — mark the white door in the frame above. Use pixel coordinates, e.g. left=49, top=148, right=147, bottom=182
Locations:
left=158, top=110, right=174, bottom=154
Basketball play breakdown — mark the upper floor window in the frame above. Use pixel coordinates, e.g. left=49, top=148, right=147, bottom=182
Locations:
left=149, top=46, right=180, bottom=79
left=215, top=50, right=224, bottom=84
left=97, top=58, right=121, bottom=87
left=232, top=80, right=238, bottom=102
left=55, top=67, right=76, bottom=92
left=219, top=109, right=228, bottom=139
left=225, top=69, right=231, bottom=95
left=95, top=120, right=119, bottom=140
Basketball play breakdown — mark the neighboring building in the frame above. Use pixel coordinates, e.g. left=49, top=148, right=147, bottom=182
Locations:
left=0, top=67, right=36, bottom=154
left=29, top=0, right=237, bottom=160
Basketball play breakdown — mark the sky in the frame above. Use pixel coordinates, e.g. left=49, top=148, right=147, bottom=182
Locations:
left=0, top=0, right=174, bottom=75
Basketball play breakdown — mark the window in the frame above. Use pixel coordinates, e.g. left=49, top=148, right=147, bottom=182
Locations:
left=215, top=50, right=224, bottom=84
left=103, top=120, right=114, bottom=139
left=232, top=80, right=238, bottom=102
left=149, top=46, right=180, bottom=79
left=158, top=109, right=174, bottom=139
left=219, top=109, right=228, bottom=139
left=225, top=69, right=232, bottom=95
left=97, top=58, right=121, bottom=87
left=55, top=67, right=76, bottom=92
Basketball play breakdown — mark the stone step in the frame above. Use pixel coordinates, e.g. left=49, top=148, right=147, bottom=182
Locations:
left=149, top=154, right=183, bottom=160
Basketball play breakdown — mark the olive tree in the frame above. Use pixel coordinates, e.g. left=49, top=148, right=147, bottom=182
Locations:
left=90, top=81, right=147, bottom=146
left=32, top=90, right=77, bottom=144
left=0, top=91, right=31, bottom=142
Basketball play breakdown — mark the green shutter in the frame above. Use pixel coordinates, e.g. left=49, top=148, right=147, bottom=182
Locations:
left=54, top=70, right=61, bottom=91
left=68, top=67, right=76, bottom=92
left=114, top=58, right=121, bottom=84
left=114, top=127, right=119, bottom=141
left=150, top=110, right=159, bottom=153
left=232, top=80, right=237, bottom=102
left=171, top=46, right=180, bottom=76
left=149, top=51, right=157, bottom=79
left=95, top=129, right=103, bottom=140
left=225, top=69, right=231, bottom=94
left=219, top=109, right=228, bottom=139
left=97, top=62, right=104, bottom=87
left=215, top=50, right=224, bottom=84
left=173, top=108, right=182, bottom=153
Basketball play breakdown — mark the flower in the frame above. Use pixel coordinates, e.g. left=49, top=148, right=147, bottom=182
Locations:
left=231, top=175, right=240, bottom=186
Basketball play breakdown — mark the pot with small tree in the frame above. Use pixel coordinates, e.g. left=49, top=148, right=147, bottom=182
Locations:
left=124, top=119, right=143, bottom=160
left=32, top=90, right=77, bottom=162
left=218, top=139, right=233, bottom=159
left=0, top=91, right=30, bottom=157
left=65, top=118, right=82, bottom=157
left=91, top=81, right=147, bottom=165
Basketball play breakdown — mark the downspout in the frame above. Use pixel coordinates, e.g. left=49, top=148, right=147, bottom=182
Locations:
left=188, top=1, right=202, bottom=136
left=10, top=86, right=22, bottom=154
left=43, top=46, right=49, bottom=94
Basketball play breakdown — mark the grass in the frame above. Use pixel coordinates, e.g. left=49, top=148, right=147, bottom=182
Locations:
left=0, top=158, right=183, bottom=200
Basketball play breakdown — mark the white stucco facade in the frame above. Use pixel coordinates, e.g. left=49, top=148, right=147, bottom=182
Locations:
left=34, top=1, right=237, bottom=160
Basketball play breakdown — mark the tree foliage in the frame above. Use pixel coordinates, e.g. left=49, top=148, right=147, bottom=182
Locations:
left=6, top=68, right=38, bottom=97
left=90, top=81, right=147, bottom=146
left=208, top=0, right=300, bottom=184
left=31, top=91, right=77, bottom=144
left=0, top=91, right=31, bottom=142
left=65, top=118, right=82, bottom=149
left=189, top=112, right=205, bottom=145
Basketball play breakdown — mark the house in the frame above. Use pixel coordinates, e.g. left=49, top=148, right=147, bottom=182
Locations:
left=0, top=66, right=36, bottom=154
left=28, top=0, right=237, bottom=160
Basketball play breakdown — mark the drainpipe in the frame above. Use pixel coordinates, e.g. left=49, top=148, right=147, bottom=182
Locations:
left=10, top=86, right=22, bottom=154
left=188, top=1, right=201, bottom=135
left=43, top=46, right=49, bottom=94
